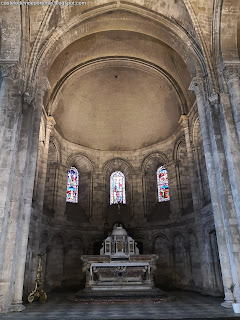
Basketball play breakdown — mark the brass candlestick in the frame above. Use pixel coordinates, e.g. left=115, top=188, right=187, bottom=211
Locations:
left=28, top=254, right=47, bottom=303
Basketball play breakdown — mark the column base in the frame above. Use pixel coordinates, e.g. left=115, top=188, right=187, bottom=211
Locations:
left=9, top=302, right=26, bottom=312
left=221, top=300, right=233, bottom=308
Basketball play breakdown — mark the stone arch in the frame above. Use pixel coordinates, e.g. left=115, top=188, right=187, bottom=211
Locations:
left=102, top=158, right=134, bottom=226
left=66, top=152, right=94, bottom=172
left=27, top=3, right=208, bottom=93
left=185, top=228, right=201, bottom=287
left=43, top=137, right=60, bottom=214
left=63, top=236, right=84, bottom=287
left=191, top=116, right=210, bottom=205
left=172, top=136, right=186, bottom=161
left=172, top=231, right=188, bottom=287
left=152, top=233, right=171, bottom=288
left=48, top=57, right=187, bottom=116
left=88, top=237, right=104, bottom=255
left=173, top=137, right=193, bottom=214
left=45, top=234, right=64, bottom=290
left=102, top=157, right=134, bottom=175
left=141, top=152, right=169, bottom=174
left=134, top=236, right=147, bottom=254
left=50, top=136, right=62, bottom=163
left=103, top=158, right=133, bottom=199
left=141, top=152, right=170, bottom=220
left=65, top=153, right=94, bottom=220
left=203, top=220, right=224, bottom=294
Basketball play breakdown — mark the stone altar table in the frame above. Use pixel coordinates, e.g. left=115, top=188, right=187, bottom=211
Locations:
left=80, top=225, right=159, bottom=292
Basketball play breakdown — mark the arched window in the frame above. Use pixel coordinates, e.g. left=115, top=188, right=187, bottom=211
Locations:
left=66, top=167, right=79, bottom=203
left=157, top=166, right=170, bottom=202
left=110, top=171, right=126, bottom=205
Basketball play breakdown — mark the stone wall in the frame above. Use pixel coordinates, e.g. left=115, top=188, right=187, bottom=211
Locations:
left=23, top=106, right=222, bottom=296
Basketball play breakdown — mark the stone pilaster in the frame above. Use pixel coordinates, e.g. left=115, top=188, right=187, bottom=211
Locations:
left=179, top=114, right=209, bottom=293
left=189, top=78, right=234, bottom=307
left=0, top=76, right=50, bottom=313
left=10, top=80, right=50, bottom=312
left=0, top=62, right=24, bottom=313
left=222, top=62, right=240, bottom=141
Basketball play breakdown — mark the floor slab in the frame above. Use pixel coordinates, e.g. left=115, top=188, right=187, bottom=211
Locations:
left=1, top=290, right=240, bottom=319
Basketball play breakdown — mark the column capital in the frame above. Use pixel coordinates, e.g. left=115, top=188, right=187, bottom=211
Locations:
left=46, top=116, right=56, bottom=128
left=208, top=92, right=220, bottom=115
left=208, top=92, right=219, bottom=106
left=22, top=85, right=36, bottom=112
left=222, top=61, right=240, bottom=82
left=188, top=77, right=204, bottom=96
left=178, top=114, right=189, bottom=128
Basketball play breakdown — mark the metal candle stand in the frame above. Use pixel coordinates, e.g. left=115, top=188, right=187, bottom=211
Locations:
left=28, top=254, right=47, bottom=304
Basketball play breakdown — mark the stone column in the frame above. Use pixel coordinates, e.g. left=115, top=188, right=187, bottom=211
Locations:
left=0, top=77, right=50, bottom=312
left=184, top=243, right=193, bottom=285
left=189, top=78, right=236, bottom=307
left=222, top=62, right=240, bottom=141
left=26, top=114, right=55, bottom=297
left=178, top=115, right=201, bottom=210
left=217, top=92, right=240, bottom=228
left=35, top=115, right=56, bottom=211
left=0, top=63, right=24, bottom=313
left=174, top=160, right=183, bottom=216
left=10, top=80, right=50, bottom=312
left=166, top=160, right=180, bottom=220
left=179, top=115, right=209, bottom=290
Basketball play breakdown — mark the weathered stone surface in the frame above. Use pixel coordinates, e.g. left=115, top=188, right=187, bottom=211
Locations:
left=0, top=0, right=240, bottom=314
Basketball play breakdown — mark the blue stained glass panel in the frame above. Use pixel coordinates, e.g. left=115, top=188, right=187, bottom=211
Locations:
left=110, top=171, right=126, bottom=205
left=66, top=167, right=78, bottom=203
left=157, top=166, right=170, bottom=202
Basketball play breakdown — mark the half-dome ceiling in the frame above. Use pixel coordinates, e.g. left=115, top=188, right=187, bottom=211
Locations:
left=53, top=64, right=181, bottom=151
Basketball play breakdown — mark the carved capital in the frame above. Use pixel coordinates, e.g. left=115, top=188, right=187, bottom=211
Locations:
left=189, top=77, right=204, bottom=96
left=208, top=92, right=219, bottom=106
left=178, top=115, right=189, bottom=128
left=46, top=116, right=56, bottom=129
left=222, top=62, right=240, bottom=82
left=208, top=92, right=220, bottom=115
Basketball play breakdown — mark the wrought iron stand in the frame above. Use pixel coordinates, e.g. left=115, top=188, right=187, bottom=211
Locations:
left=28, top=254, right=47, bottom=303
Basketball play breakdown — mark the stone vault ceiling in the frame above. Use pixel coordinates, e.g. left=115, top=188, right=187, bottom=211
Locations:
left=46, top=11, right=195, bottom=151
left=53, top=65, right=181, bottom=151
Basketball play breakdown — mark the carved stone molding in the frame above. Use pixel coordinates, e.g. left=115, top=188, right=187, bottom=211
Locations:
left=189, top=77, right=204, bottom=96
left=222, top=62, right=240, bottom=82
left=46, top=116, right=56, bottom=130
left=178, top=114, right=189, bottom=128
left=35, top=77, right=51, bottom=103
left=208, top=92, right=219, bottom=106
left=208, top=92, right=220, bottom=115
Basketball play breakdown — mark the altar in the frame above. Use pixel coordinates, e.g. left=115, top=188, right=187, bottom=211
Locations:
left=81, top=225, right=159, bottom=292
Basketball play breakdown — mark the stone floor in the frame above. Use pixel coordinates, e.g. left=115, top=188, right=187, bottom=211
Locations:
left=1, top=290, right=240, bottom=320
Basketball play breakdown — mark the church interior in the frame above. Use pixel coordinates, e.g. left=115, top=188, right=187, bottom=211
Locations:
left=1, top=0, right=240, bottom=318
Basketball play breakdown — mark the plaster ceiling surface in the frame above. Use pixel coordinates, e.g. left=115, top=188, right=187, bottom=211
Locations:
left=53, top=65, right=181, bottom=151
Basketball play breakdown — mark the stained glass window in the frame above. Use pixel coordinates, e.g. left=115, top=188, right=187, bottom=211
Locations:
left=157, top=166, right=170, bottom=202
left=110, top=171, right=126, bottom=205
left=66, top=167, right=79, bottom=203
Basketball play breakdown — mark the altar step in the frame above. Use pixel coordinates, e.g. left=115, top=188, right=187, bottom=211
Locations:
left=72, top=287, right=175, bottom=303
